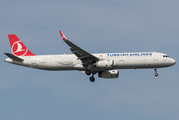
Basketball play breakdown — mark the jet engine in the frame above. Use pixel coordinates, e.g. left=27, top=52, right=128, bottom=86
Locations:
left=95, top=60, right=114, bottom=68
left=98, top=70, right=119, bottom=78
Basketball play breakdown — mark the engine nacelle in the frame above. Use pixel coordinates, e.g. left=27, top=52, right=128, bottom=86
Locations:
left=95, top=60, right=114, bottom=68
left=98, top=70, right=119, bottom=78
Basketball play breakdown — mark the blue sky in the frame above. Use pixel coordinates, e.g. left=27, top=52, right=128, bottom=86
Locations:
left=0, top=0, right=179, bottom=120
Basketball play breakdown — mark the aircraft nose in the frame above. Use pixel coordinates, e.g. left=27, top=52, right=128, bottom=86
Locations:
left=171, top=58, right=176, bottom=65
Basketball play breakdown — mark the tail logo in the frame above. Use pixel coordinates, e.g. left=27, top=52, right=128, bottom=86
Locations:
left=12, top=41, right=28, bottom=56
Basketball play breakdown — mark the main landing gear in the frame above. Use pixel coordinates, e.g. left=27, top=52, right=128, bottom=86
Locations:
left=85, top=69, right=91, bottom=75
left=90, top=76, right=95, bottom=82
left=85, top=69, right=95, bottom=82
left=154, top=68, right=158, bottom=77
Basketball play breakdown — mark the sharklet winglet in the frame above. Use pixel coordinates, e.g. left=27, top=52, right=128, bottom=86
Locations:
left=59, top=31, right=67, bottom=40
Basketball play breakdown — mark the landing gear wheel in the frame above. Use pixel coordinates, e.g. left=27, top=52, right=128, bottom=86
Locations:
left=86, top=69, right=91, bottom=75
left=155, top=73, right=158, bottom=77
left=90, top=76, right=95, bottom=82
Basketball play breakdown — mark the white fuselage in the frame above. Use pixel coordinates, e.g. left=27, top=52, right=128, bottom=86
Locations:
left=5, top=52, right=176, bottom=71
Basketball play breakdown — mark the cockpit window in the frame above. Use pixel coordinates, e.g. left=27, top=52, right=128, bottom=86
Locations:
left=163, top=55, right=169, bottom=57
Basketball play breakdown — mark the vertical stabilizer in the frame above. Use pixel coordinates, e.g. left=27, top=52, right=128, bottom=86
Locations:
left=8, top=34, right=35, bottom=56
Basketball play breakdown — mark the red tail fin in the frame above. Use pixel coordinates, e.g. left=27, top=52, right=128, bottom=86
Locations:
left=8, top=34, right=35, bottom=56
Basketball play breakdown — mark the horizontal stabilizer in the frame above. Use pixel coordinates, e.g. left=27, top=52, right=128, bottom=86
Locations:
left=4, top=53, right=23, bottom=61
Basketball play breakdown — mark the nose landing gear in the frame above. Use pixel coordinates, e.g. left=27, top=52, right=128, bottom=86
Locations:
left=154, top=68, right=158, bottom=77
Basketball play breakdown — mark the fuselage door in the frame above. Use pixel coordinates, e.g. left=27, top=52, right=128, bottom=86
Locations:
left=153, top=53, right=158, bottom=61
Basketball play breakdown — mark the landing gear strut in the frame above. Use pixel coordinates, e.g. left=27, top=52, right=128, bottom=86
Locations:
left=154, top=68, right=158, bottom=77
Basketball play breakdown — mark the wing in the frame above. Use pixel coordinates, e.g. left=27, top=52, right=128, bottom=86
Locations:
left=59, top=31, right=99, bottom=64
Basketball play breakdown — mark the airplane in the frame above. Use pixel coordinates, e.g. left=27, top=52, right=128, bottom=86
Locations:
left=4, top=31, right=176, bottom=82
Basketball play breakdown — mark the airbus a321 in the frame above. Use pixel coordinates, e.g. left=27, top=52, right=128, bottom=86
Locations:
left=4, top=31, right=176, bottom=82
